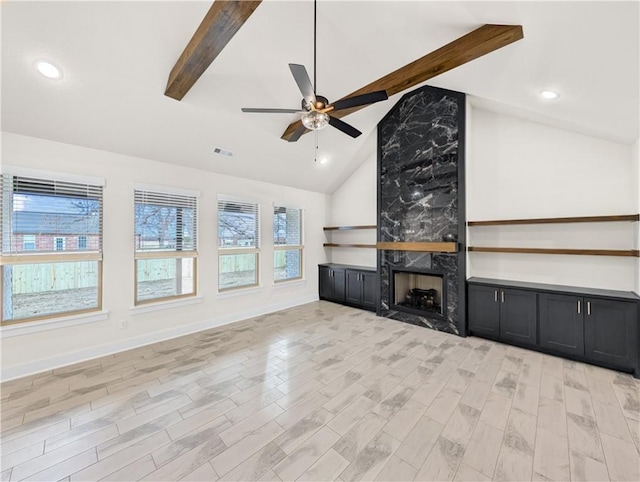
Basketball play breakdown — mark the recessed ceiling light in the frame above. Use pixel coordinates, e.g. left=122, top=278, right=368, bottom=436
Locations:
left=540, top=90, right=559, bottom=100
left=35, top=60, right=62, bottom=79
left=318, top=158, right=328, bottom=165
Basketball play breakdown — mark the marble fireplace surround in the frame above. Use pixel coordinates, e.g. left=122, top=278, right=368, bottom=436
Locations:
left=377, top=84, right=466, bottom=335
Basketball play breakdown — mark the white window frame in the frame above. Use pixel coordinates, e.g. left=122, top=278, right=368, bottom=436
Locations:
left=134, top=185, right=199, bottom=306
left=22, top=235, right=36, bottom=251
left=217, top=196, right=260, bottom=292
left=1, top=167, right=104, bottom=325
left=54, top=237, right=66, bottom=251
left=273, top=205, right=303, bottom=283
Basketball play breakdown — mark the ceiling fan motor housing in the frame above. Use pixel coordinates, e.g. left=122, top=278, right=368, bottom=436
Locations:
left=302, top=95, right=328, bottom=111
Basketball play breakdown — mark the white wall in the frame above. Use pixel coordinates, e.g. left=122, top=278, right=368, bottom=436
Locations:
left=468, top=108, right=636, bottom=291
left=633, top=139, right=639, bottom=294
left=327, top=135, right=377, bottom=268
left=1, top=132, right=328, bottom=380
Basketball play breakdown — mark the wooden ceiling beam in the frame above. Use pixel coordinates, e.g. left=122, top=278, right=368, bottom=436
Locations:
left=165, top=0, right=262, bottom=101
left=281, top=24, right=523, bottom=141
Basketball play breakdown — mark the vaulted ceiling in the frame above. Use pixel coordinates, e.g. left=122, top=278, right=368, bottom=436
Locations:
left=2, top=1, right=638, bottom=193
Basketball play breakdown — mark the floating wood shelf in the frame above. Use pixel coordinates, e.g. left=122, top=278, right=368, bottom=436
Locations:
left=323, top=243, right=377, bottom=249
left=323, top=225, right=377, bottom=231
left=467, top=214, right=640, bottom=227
left=376, top=242, right=457, bottom=253
left=468, top=247, right=640, bottom=257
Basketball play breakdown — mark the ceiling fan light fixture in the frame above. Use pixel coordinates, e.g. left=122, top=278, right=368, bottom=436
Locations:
left=301, top=110, right=330, bottom=130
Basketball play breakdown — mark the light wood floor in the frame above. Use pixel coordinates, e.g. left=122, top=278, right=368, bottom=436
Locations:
left=1, top=301, right=639, bottom=482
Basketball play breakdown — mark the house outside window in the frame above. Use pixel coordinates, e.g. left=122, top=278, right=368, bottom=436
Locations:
left=22, top=235, right=36, bottom=251
left=1, top=171, right=104, bottom=324
left=134, top=187, right=198, bottom=304
left=273, top=205, right=303, bottom=282
left=78, top=235, right=87, bottom=250
left=218, top=197, right=259, bottom=291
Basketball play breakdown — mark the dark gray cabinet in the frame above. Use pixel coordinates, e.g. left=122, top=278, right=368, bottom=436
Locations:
left=468, top=284, right=500, bottom=337
left=344, top=269, right=376, bottom=311
left=318, top=265, right=345, bottom=302
left=585, top=298, right=638, bottom=370
left=319, top=264, right=376, bottom=311
left=468, top=285, right=536, bottom=346
left=499, top=288, right=537, bottom=346
left=539, top=293, right=584, bottom=356
left=468, top=277, right=640, bottom=378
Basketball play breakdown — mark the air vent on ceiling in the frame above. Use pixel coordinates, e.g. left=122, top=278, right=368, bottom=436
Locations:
left=212, top=147, right=234, bottom=158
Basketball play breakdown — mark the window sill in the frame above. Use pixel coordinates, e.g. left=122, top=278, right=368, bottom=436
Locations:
left=273, top=278, right=307, bottom=289
left=217, top=286, right=263, bottom=299
left=1, top=311, right=109, bottom=338
left=130, top=295, right=203, bottom=315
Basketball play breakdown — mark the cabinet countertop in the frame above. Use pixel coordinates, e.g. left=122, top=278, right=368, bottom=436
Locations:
left=467, top=277, right=640, bottom=302
left=319, top=263, right=377, bottom=272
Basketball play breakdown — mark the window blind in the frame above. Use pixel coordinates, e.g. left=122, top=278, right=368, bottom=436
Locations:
left=218, top=197, right=260, bottom=249
left=1, top=174, right=104, bottom=255
left=134, top=189, right=198, bottom=252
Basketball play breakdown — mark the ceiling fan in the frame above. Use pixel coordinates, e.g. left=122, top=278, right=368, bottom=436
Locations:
left=166, top=2, right=523, bottom=142
left=240, top=0, right=388, bottom=140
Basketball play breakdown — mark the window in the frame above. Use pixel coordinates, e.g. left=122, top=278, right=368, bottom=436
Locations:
left=218, top=197, right=259, bottom=290
left=22, top=235, right=35, bottom=251
left=78, top=235, right=87, bottom=250
left=273, top=205, right=303, bottom=282
left=1, top=172, right=103, bottom=324
left=134, top=188, right=198, bottom=304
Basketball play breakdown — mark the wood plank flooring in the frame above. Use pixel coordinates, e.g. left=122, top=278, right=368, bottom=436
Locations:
left=1, top=301, right=639, bottom=481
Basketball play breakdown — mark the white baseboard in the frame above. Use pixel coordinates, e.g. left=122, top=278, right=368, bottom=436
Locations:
left=1, top=295, right=319, bottom=382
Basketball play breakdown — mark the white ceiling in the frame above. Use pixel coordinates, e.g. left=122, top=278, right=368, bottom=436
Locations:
left=2, top=1, right=638, bottom=193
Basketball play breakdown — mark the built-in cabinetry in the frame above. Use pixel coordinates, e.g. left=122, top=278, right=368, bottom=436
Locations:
left=319, top=265, right=346, bottom=302
left=468, top=278, right=640, bottom=377
left=319, top=264, right=377, bottom=312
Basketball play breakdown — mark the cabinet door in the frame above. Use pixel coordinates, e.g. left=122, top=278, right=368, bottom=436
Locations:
left=360, top=271, right=378, bottom=310
left=539, top=293, right=584, bottom=356
left=500, top=288, right=537, bottom=347
left=468, top=284, right=500, bottom=337
left=319, top=266, right=332, bottom=300
left=345, top=271, right=362, bottom=304
left=584, top=298, right=638, bottom=370
left=332, top=268, right=346, bottom=302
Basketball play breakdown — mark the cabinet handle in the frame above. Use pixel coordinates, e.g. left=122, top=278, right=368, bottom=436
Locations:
left=577, top=300, right=581, bottom=314
left=501, top=291, right=505, bottom=303
left=587, top=301, right=591, bottom=315
left=494, top=290, right=498, bottom=302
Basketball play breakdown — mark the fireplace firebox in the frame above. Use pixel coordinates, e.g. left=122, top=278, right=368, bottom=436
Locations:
left=390, top=267, right=446, bottom=320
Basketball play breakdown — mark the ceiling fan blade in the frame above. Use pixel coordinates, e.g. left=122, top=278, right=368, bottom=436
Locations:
left=329, top=91, right=388, bottom=112
left=289, top=64, right=316, bottom=107
left=241, top=108, right=304, bottom=113
left=286, top=124, right=308, bottom=143
left=281, top=24, right=523, bottom=141
left=328, top=116, right=362, bottom=138
left=165, top=1, right=262, bottom=100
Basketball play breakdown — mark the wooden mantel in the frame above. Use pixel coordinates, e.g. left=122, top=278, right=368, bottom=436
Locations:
left=376, top=242, right=457, bottom=253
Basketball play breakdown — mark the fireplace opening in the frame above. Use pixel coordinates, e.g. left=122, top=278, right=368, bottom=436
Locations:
left=391, top=268, right=446, bottom=319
